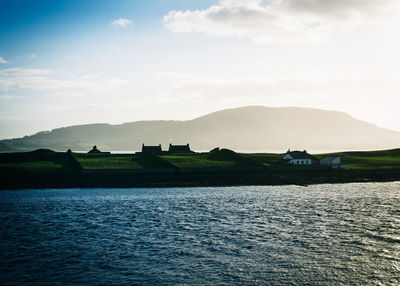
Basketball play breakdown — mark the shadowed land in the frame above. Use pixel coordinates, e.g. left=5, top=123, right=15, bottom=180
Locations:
left=0, top=148, right=399, bottom=189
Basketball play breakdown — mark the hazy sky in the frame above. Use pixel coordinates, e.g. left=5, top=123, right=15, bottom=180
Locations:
left=0, top=0, right=399, bottom=139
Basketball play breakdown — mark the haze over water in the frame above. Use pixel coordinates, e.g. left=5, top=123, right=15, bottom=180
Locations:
left=1, top=182, right=400, bottom=285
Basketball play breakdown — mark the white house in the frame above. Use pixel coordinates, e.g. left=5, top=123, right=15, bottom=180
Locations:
left=281, top=150, right=317, bottom=165
left=320, top=156, right=342, bottom=168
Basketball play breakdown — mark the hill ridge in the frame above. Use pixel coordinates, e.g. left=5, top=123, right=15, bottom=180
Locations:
left=1, top=106, right=399, bottom=152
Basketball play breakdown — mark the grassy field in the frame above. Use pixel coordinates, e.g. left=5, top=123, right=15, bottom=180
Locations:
left=160, top=152, right=253, bottom=168
left=240, top=153, right=284, bottom=167
left=1, top=148, right=399, bottom=173
left=0, top=161, right=63, bottom=174
left=315, top=149, right=400, bottom=170
left=241, top=149, right=400, bottom=169
left=73, top=152, right=176, bottom=170
left=73, top=153, right=145, bottom=170
left=0, top=149, right=67, bottom=174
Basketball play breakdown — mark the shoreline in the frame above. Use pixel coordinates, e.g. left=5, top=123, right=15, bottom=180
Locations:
left=2, top=169, right=400, bottom=190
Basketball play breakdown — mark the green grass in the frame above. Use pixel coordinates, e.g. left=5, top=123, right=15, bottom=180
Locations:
left=160, top=153, right=248, bottom=168
left=73, top=153, right=146, bottom=170
left=73, top=152, right=176, bottom=170
left=2, top=148, right=399, bottom=173
left=240, top=153, right=283, bottom=167
left=0, top=161, right=63, bottom=174
left=242, top=149, right=400, bottom=169
left=75, top=151, right=255, bottom=170
left=0, top=150, right=67, bottom=174
left=315, top=149, right=400, bottom=170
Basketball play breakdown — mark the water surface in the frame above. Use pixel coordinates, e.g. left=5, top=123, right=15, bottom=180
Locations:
left=1, top=182, right=400, bottom=285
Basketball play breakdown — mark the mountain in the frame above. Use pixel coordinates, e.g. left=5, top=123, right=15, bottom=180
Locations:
left=1, top=106, right=399, bottom=152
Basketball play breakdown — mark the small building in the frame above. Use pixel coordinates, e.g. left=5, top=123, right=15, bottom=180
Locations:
left=168, top=144, right=192, bottom=154
left=281, top=150, right=318, bottom=165
left=320, top=156, right=343, bottom=169
left=88, top=145, right=102, bottom=154
left=142, top=144, right=162, bottom=154
left=320, top=156, right=340, bottom=166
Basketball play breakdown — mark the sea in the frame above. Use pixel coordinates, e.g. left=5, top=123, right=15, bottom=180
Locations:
left=1, top=182, right=400, bottom=285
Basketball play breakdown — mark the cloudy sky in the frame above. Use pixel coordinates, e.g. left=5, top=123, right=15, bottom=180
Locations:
left=0, top=0, right=399, bottom=138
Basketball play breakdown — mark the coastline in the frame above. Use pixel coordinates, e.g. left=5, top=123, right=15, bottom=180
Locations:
left=1, top=148, right=399, bottom=190
left=1, top=169, right=400, bottom=190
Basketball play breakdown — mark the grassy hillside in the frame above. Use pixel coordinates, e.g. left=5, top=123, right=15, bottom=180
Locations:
left=159, top=149, right=260, bottom=169
left=315, top=149, right=400, bottom=170
left=240, top=153, right=284, bottom=167
left=0, top=149, right=79, bottom=175
left=160, top=153, right=242, bottom=168
left=1, top=149, right=399, bottom=175
left=74, top=153, right=145, bottom=170
left=242, top=149, right=400, bottom=169
left=73, top=152, right=177, bottom=170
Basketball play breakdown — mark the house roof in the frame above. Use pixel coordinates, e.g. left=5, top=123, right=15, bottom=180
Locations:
left=168, top=144, right=191, bottom=153
left=142, top=144, right=162, bottom=153
left=88, top=145, right=101, bottom=153
left=321, top=156, right=340, bottom=160
left=286, top=151, right=317, bottom=160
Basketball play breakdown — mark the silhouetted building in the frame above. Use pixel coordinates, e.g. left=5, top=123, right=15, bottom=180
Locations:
left=142, top=144, right=162, bottom=154
left=88, top=145, right=102, bottom=154
left=168, top=144, right=192, bottom=153
left=281, top=150, right=318, bottom=165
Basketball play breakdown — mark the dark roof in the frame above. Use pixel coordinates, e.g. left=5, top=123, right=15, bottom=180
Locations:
left=142, top=144, right=162, bottom=153
left=321, top=156, right=340, bottom=160
left=286, top=151, right=317, bottom=160
left=168, top=144, right=192, bottom=153
left=88, top=145, right=101, bottom=153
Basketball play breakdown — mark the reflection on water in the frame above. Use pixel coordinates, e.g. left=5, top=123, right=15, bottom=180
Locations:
left=1, top=182, right=400, bottom=285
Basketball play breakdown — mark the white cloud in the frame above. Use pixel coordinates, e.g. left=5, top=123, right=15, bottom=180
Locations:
left=0, top=68, right=131, bottom=93
left=164, top=0, right=398, bottom=42
left=157, top=74, right=399, bottom=107
left=63, top=55, right=81, bottom=61
left=0, top=57, right=8, bottom=64
left=15, top=54, right=36, bottom=60
left=0, top=94, right=18, bottom=100
left=0, top=68, right=52, bottom=76
left=111, top=18, right=132, bottom=28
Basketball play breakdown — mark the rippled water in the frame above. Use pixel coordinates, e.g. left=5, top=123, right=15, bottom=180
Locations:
left=1, top=182, right=400, bottom=285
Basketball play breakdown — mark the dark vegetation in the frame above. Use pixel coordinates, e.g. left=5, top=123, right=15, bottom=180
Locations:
left=242, top=149, right=400, bottom=170
left=315, top=149, right=400, bottom=170
left=72, top=152, right=175, bottom=170
left=0, top=148, right=399, bottom=189
left=0, top=149, right=81, bottom=175
left=159, top=149, right=261, bottom=169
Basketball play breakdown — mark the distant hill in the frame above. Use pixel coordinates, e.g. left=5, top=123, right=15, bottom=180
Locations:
left=1, top=106, right=399, bottom=152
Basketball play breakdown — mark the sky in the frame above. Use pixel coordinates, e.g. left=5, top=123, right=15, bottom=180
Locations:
left=0, top=0, right=399, bottom=139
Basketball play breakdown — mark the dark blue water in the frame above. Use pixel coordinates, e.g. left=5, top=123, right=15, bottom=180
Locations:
left=1, top=182, right=400, bottom=285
